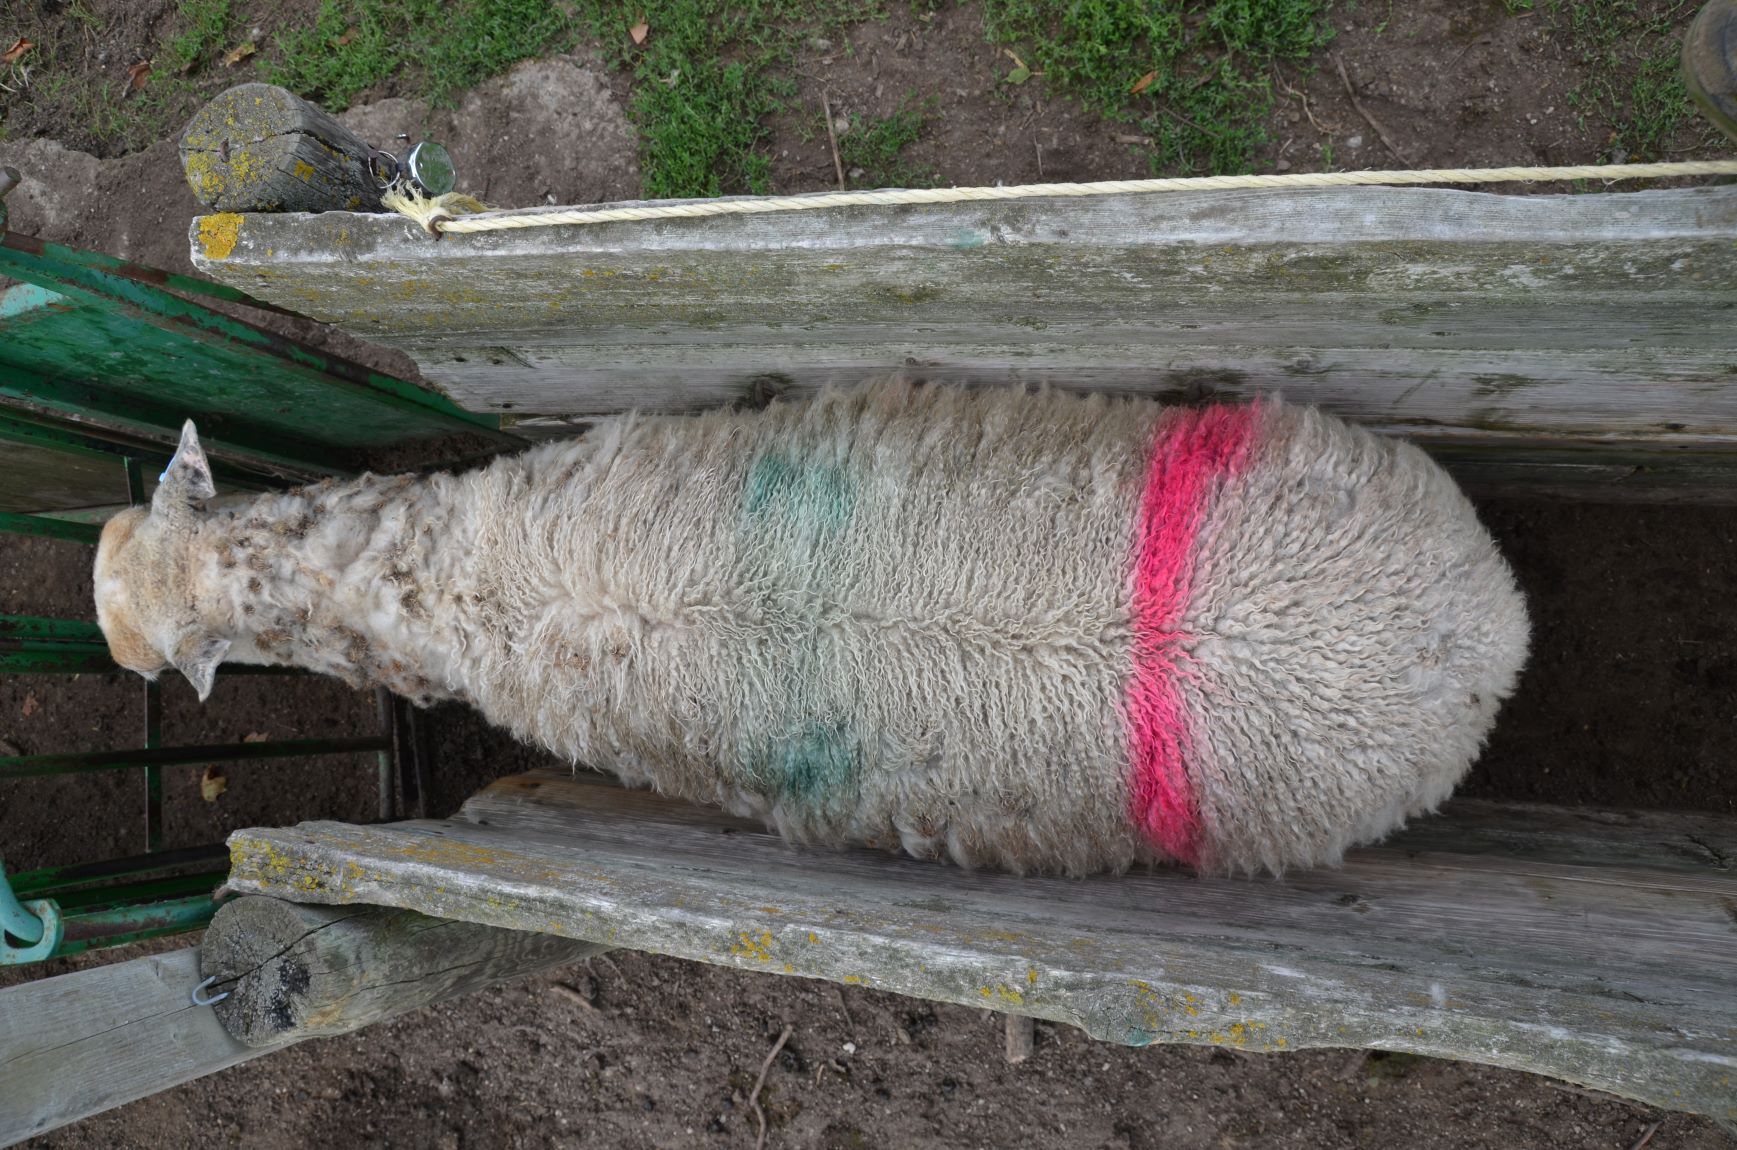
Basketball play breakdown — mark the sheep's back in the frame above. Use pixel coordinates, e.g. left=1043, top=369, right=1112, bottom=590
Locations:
left=455, top=382, right=1527, bottom=875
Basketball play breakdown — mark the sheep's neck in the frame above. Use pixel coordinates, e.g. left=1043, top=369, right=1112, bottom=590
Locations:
left=191, top=473, right=466, bottom=704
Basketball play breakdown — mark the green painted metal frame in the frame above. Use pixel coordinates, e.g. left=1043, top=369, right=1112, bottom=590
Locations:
left=0, top=220, right=468, bottom=963
left=0, top=232, right=513, bottom=480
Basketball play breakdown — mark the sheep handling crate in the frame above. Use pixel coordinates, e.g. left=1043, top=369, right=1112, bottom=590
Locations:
left=6, top=65, right=1737, bottom=1141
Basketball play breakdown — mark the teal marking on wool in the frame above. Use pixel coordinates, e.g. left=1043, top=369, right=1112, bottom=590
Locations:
left=747, top=722, right=861, bottom=811
left=742, top=451, right=854, bottom=539
left=737, top=453, right=862, bottom=813
left=950, top=228, right=988, bottom=250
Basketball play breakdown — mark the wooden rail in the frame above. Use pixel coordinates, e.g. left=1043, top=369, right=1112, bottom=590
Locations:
left=223, top=769, right=1737, bottom=1124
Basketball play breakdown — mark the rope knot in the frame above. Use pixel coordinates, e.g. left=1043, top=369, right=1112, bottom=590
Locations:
left=380, top=185, right=488, bottom=239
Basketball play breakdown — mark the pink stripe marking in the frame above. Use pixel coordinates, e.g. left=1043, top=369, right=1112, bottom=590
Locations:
left=1127, top=405, right=1258, bottom=865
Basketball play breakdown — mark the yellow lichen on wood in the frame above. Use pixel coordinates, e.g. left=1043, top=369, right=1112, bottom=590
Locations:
left=730, top=930, right=774, bottom=961
left=182, top=151, right=226, bottom=201
left=196, top=213, right=243, bottom=260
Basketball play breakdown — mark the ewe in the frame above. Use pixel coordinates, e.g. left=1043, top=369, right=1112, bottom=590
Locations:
left=95, top=382, right=1527, bottom=874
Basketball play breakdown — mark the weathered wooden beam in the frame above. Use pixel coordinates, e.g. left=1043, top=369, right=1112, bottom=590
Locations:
left=188, top=183, right=1737, bottom=499
left=223, top=769, right=1737, bottom=1123
left=200, top=896, right=608, bottom=1047
left=179, top=84, right=384, bottom=213
left=0, top=948, right=267, bottom=1147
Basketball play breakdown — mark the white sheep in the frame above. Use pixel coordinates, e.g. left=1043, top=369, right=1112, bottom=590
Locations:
left=94, top=381, right=1528, bottom=874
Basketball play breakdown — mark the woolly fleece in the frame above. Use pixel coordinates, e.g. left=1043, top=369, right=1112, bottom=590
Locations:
left=93, top=382, right=1528, bottom=875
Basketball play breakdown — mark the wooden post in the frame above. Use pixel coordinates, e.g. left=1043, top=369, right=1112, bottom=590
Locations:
left=1004, top=1013, right=1035, bottom=1064
left=200, top=895, right=608, bottom=1047
left=179, top=84, right=385, bottom=214
left=1685, top=1, right=1737, bottom=144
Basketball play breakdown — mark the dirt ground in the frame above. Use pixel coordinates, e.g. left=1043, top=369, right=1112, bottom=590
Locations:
left=3, top=0, right=1736, bottom=1146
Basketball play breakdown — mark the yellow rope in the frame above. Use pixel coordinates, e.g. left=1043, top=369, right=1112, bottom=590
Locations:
left=381, top=185, right=489, bottom=237
left=383, top=160, right=1737, bottom=238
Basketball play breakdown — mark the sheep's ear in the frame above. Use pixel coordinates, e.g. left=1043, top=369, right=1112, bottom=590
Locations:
left=171, top=633, right=230, bottom=702
left=152, top=420, right=216, bottom=517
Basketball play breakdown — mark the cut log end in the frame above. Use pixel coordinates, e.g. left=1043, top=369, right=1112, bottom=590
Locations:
left=201, top=895, right=606, bottom=1047
left=179, top=83, right=385, bottom=214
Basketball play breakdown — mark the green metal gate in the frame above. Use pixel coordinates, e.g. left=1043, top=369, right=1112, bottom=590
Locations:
left=0, top=169, right=516, bottom=964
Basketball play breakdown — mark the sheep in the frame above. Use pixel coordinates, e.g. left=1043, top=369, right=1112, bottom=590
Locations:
left=93, top=381, right=1529, bottom=875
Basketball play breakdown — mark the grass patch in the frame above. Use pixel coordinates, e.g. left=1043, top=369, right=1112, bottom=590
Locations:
left=567, top=0, right=881, bottom=199
left=162, top=0, right=233, bottom=74
left=266, top=0, right=884, bottom=197
left=267, top=0, right=571, bottom=111
left=981, top=0, right=1334, bottom=175
left=1, top=7, right=208, bottom=156
left=1555, top=0, right=1701, bottom=161
left=838, top=97, right=936, bottom=187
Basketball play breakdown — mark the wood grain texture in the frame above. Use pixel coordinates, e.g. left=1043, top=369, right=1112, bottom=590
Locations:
left=201, top=896, right=607, bottom=1047
left=179, top=84, right=383, bottom=213
left=187, top=184, right=1737, bottom=498
left=224, top=769, right=1737, bottom=1122
left=0, top=948, right=267, bottom=1146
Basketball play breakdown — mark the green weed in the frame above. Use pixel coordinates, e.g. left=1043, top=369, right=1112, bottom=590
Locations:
left=839, top=98, right=935, bottom=187
left=566, top=0, right=881, bottom=199
left=981, top=0, right=1334, bottom=175
left=266, top=0, right=572, bottom=111
left=1558, top=0, right=1700, bottom=161
left=162, top=0, right=232, bottom=74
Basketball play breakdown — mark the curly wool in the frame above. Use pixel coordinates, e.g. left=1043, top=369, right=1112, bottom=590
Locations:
left=97, top=381, right=1529, bottom=875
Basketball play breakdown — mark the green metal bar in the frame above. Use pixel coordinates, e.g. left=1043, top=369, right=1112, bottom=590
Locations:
left=50, top=871, right=224, bottom=913
left=0, top=648, right=124, bottom=674
left=0, top=858, right=46, bottom=946
left=0, top=360, right=346, bottom=478
left=0, top=615, right=104, bottom=642
left=0, top=617, right=312, bottom=677
left=9, top=842, right=229, bottom=899
left=122, top=456, right=167, bottom=853
left=0, top=511, right=102, bottom=544
left=0, top=233, right=508, bottom=438
left=0, top=736, right=392, bottom=780
left=144, top=679, right=164, bottom=852
left=54, top=893, right=217, bottom=957
left=0, top=650, right=306, bottom=675
left=0, top=408, right=279, bottom=490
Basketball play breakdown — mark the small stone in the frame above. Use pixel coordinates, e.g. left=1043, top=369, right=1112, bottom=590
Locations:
left=848, top=167, right=865, bottom=179
left=833, top=117, right=850, bottom=134
left=842, top=1041, right=857, bottom=1054
left=1275, top=159, right=1291, bottom=171
left=1346, top=134, right=1363, bottom=149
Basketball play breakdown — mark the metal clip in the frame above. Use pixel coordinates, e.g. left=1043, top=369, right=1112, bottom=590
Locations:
left=192, top=975, right=231, bottom=1007
left=366, top=140, right=456, bottom=198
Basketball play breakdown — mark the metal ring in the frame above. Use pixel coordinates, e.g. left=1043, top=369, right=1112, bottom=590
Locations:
left=192, top=974, right=231, bottom=1007
left=368, top=149, right=401, bottom=191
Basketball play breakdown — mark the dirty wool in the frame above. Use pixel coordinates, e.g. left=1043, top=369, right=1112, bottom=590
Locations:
left=95, top=382, right=1529, bottom=875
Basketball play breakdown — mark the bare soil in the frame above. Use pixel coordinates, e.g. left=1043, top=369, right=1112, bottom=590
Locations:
left=1, top=0, right=1734, bottom=1147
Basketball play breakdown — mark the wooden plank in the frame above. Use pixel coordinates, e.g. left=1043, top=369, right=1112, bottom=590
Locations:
left=225, top=769, right=1737, bottom=1122
left=200, top=896, right=608, bottom=1047
left=0, top=948, right=266, bottom=1146
left=188, top=184, right=1737, bottom=498
left=0, top=907, right=606, bottom=1144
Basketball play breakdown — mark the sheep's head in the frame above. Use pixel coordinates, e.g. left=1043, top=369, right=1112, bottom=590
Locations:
left=93, top=421, right=230, bottom=700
